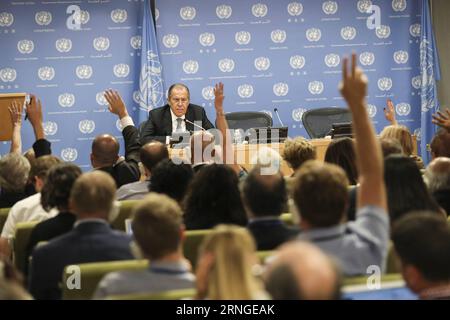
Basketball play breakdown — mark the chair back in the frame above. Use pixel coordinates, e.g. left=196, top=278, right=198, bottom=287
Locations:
left=12, top=221, right=40, bottom=273
left=302, top=107, right=351, bottom=138
left=110, top=200, right=141, bottom=231
left=183, top=229, right=212, bottom=269
left=0, top=207, right=10, bottom=234
left=218, top=112, right=273, bottom=131
left=106, top=288, right=196, bottom=300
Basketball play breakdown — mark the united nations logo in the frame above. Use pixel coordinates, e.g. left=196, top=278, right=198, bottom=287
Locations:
left=130, top=36, right=142, bottom=50
left=35, top=11, right=52, bottom=26
left=76, top=65, right=93, bottom=79
left=252, top=3, right=268, bottom=18
left=111, top=9, right=127, bottom=23
left=17, top=40, right=34, bottom=54
left=235, top=31, right=251, bottom=45
left=292, top=107, right=307, bottom=122
left=155, top=9, right=160, bottom=21
left=43, top=121, right=58, bottom=136
left=375, top=25, right=391, bottom=39
left=60, top=148, right=78, bottom=162
left=357, top=0, right=372, bottom=13
left=341, top=26, right=357, bottom=41
left=93, top=37, right=110, bottom=51
left=162, top=34, right=179, bottom=48
left=38, top=66, right=55, bottom=81
left=238, top=84, right=254, bottom=98
left=308, top=81, right=324, bottom=95
left=359, top=52, right=375, bottom=66
left=273, top=83, right=289, bottom=97
left=271, top=30, right=287, bottom=44
left=96, top=92, right=108, bottom=106
left=409, top=23, right=420, bottom=37
left=367, top=104, right=377, bottom=118
left=202, top=86, right=215, bottom=100
left=411, top=75, right=421, bottom=90
left=260, top=109, right=273, bottom=118
left=287, top=2, right=303, bottom=16
left=58, top=93, right=75, bottom=108
left=199, top=32, right=215, bottom=47
left=113, top=64, right=130, bottom=78
left=180, top=6, right=196, bottom=20
left=79, top=10, right=90, bottom=24
left=216, top=5, right=232, bottom=19
left=0, top=68, right=17, bottom=82
left=133, top=91, right=141, bottom=104
left=393, top=50, right=409, bottom=64
left=392, top=0, right=407, bottom=12
left=254, top=57, right=270, bottom=71
left=55, top=38, right=72, bottom=53
left=218, top=58, right=235, bottom=73
left=306, top=28, right=322, bottom=42
left=182, top=60, right=199, bottom=74
left=396, top=102, right=411, bottom=116
left=413, top=128, right=421, bottom=141
left=377, top=77, right=393, bottom=91
left=0, top=12, right=14, bottom=27
left=290, top=55, right=306, bottom=69
left=324, top=54, right=340, bottom=68
left=116, top=119, right=123, bottom=132
left=323, top=1, right=338, bottom=15
left=78, top=120, right=96, bottom=134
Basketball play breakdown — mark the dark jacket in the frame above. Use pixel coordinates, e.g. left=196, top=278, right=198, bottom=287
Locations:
left=247, top=218, right=300, bottom=251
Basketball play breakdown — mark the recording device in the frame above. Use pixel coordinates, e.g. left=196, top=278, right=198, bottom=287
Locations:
left=273, top=108, right=285, bottom=127
left=184, top=118, right=206, bottom=131
left=329, top=122, right=353, bottom=139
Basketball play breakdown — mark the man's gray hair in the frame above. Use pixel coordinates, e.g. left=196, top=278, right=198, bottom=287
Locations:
left=0, top=153, right=31, bottom=192
left=424, top=157, right=450, bottom=193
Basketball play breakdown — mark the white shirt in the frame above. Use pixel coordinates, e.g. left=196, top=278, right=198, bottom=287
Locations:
left=1, top=193, right=58, bottom=239
left=165, top=109, right=186, bottom=144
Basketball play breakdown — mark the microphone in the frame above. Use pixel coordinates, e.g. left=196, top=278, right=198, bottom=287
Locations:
left=184, top=118, right=206, bottom=131
left=274, top=108, right=285, bottom=127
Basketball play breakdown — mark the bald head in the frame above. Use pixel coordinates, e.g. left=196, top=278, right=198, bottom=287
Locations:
left=140, top=141, right=169, bottom=174
left=424, top=157, right=450, bottom=193
left=91, top=134, right=120, bottom=168
left=265, top=242, right=341, bottom=300
left=190, top=131, right=215, bottom=164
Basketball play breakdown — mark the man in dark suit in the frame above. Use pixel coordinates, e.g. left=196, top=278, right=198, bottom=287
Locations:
left=29, top=171, right=133, bottom=300
left=140, top=83, right=214, bottom=144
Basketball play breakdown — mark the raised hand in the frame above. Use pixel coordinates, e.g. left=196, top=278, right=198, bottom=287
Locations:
left=104, top=89, right=128, bottom=119
left=9, top=100, right=23, bottom=127
left=26, top=94, right=45, bottom=140
left=432, top=109, right=450, bottom=132
left=214, top=82, right=225, bottom=114
left=339, top=53, right=368, bottom=111
left=384, top=98, right=397, bottom=125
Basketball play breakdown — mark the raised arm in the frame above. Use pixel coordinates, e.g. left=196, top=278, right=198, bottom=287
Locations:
left=432, top=109, right=450, bottom=132
left=340, top=53, right=387, bottom=211
left=9, top=100, right=22, bottom=154
left=383, top=98, right=398, bottom=125
left=26, top=95, right=51, bottom=157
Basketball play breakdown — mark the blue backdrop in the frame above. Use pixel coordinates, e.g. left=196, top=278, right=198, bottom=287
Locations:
left=0, top=0, right=423, bottom=169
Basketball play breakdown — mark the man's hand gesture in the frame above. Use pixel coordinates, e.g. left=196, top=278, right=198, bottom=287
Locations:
left=104, top=89, right=128, bottom=119
left=432, top=109, right=450, bottom=132
left=339, top=53, right=368, bottom=111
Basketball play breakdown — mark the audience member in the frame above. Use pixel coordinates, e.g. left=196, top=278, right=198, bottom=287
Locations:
left=380, top=125, right=423, bottom=168
left=0, top=153, right=30, bottom=208
left=424, top=157, right=450, bottom=216
left=324, top=137, right=358, bottom=185
left=380, top=137, right=404, bottom=158
left=0, top=255, right=32, bottom=300
left=429, top=129, right=450, bottom=159
left=282, top=137, right=316, bottom=174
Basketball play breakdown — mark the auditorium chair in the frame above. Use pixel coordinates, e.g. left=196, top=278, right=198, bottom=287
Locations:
left=183, top=229, right=212, bottom=268
left=0, top=207, right=10, bottom=234
left=256, top=250, right=274, bottom=264
left=280, top=213, right=294, bottom=226
left=106, top=288, right=196, bottom=300
left=343, top=273, right=403, bottom=287
left=302, top=107, right=351, bottom=138
left=217, top=111, right=273, bottom=131
left=110, top=200, right=141, bottom=231
left=12, top=221, right=40, bottom=273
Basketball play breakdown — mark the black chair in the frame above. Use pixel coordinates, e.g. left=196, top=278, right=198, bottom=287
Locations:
left=217, top=111, right=273, bottom=131
left=302, top=107, right=352, bottom=138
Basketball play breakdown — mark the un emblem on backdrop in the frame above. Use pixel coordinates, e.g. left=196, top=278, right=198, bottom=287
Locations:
left=252, top=3, right=268, bottom=18
left=254, top=57, right=270, bottom=71
left=411, top=76, right=421, bottom=90
left=133, top=91, right=140, bottom=104
left=359, top=52, right=375, bottom=66
left=396, top=103, right=411, bottom=116
left=306, top=28, right=322, bottom=42
left=273, top=83, right=289, bottom=97
left=0, top=12, right=14, bottom=27
left=393, top=51, right=409, bottom=64
left=290, top=55, right=305, bottom=69
left=38, top=66, right=55, bottom=81
left=162, top=34, right=179, bottom=48
left=235, top=31, right=251, bottom=45
left=78, top=10, right=90, bottom=24
left=113, top=64, right=130, bottom=78
left=238, top=84, right=254, bottom=98
left=182, top=60, right=199, bottom=74
left=271, top=30, right=287, bottom=44
left=324, top=54, right=340, bottom=68
left=218, top=59, right=235, bottom=73
left=111, top=9, right=127, bottom=23
left=292, top=108, right=307, bottom=122
left=0, top=68, right=17, bottom=82
left=260, top=109, right=273, bottom=118
left=199, top=32, right=215, bottom=47
left=367, top=104, right=377, bottom=118
left=17, top=40, right=34, bottom=54
left=61, top=148, right=78, bottom=162
left=308, top=81, right=324, bottom=95
left=377, top=77, right=393, bottom=91
left=357, top=0, right=372, bottom=13
left=130, top=36, right=142, bottom=50
left=35, top=11, right=52, bottom=26
left=202, top=86, right=215, bottom=100
left=96, top=92, right=108, bottom=106
left=76, top=65, right=93, bottom=80
left=116, top=119, right=123, bottom=132
left=375, top=25, right=391, bottom=39
left=287, top=2, right=303, bottom=16
left=180, top=6, right=196, bottom=20
left=409, top=24, right=420, bottom=37
left=155, top=8, right=160, bottom=21
left=78, top=120, right=95, bottom=134
left=43, top=121, right=58, bottom=136
left=341, top=27, right=357, bottom=41
left=216, top=5, right=232, bottom=19
left=93, top=37, right=110, bottom=51
left=58, top=93, right=75, bottom=108
left=413, top=128, right=421, bottom=141
left=392, top=0, right=407, bottom=12
left=322, top=1, right=338, bottom=15
left=55, top=38, right=72, bottom=53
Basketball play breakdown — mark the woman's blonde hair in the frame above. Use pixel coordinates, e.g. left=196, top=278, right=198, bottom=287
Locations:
left=380, top=125, right=413, bottom=155
left=199, top=225, right=261, bottom=300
